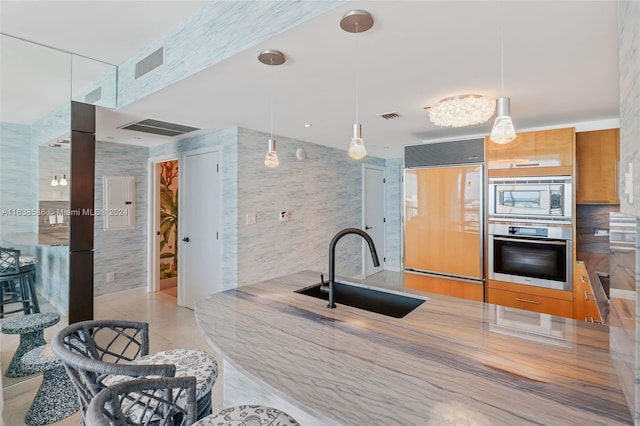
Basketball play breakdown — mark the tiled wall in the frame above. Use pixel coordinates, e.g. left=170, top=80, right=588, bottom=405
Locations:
left=384, top=158, right=403, bottom=271
left=150, top=127, right=239, bottom=289
left=94, top=141, right=149, bottom=296
left=236, top=128, right=385, bottom=286
left=616, top=1, right=640, bottom=421
left=117, top=1, right=344, bottom=108
left=0, top=122, right=38, bottom=247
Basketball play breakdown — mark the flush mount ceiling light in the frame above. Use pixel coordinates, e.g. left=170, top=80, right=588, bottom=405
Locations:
left=490, top=5, right=516, bottom=144
left=425, top=95, right=495, bottom=128
left=258, top=49, right=286, bottom=168
left=341, top=10, right=373, bottom=160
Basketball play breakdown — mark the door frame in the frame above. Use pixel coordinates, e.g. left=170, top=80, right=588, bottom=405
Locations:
left=362, top=164, right=386, bottom=276
left=147, top=155, right=179, bottom=294
left=177, top=147, right=223, bottom=307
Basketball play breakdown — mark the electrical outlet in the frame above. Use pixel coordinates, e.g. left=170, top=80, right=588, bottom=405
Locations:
left=280, top=211, right=290, bottom=222
left=106, top=272, right=115, bottom=282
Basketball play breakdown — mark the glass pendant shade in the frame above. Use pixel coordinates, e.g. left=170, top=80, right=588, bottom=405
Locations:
left=348, top=124, right=366, bottom=160
left=50, top=176, right=59, bottom=186
left=59, top=174, right=68, bottom=186
left=490, top=97, right=516, bottom=144
left=264, top=139, right=279, bottom=168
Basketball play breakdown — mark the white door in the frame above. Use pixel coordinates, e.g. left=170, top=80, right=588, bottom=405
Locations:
left=363, top=165, right=385, bottom=276
left=179, top=149, right=221, bottom=309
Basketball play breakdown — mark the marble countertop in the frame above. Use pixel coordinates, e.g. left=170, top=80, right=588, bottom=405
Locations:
left=195, top=271, right=631, bottom=425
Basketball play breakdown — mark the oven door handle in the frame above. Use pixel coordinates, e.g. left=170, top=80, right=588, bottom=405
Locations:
left=492, top=236, right=567, bottom=246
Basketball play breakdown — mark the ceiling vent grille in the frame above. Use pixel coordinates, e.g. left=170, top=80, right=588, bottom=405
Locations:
left=119, top=118, right=200, bottom=137
left=377, top=111, right=400, bottom=120
left=84, top=87, right=102, bottom=104
left=135, top=47, right=164, bottom=79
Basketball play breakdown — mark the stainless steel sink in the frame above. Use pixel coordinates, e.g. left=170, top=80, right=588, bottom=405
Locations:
left=295, top=281, right=426, bottom=318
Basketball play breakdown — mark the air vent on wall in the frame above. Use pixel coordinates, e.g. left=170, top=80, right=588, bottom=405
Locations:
left=84, top=87, right=102, bottom=104
left=135, top=47, right=164, bottom=79
left=377, top=111, right=400, bottom=120
left=119, top=119, right=200, bottom=137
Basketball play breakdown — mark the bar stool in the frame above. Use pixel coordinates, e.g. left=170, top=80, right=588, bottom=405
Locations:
left=21, top=344, right=79, bottom=425
left=1, top=247, right=39, bottom=318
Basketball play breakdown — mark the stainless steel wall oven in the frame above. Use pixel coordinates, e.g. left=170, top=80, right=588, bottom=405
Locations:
left=488, top=223, right=573, bottom=291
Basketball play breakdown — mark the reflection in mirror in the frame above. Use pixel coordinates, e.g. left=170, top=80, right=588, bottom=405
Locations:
left=0, top=34, right=116, bottom=389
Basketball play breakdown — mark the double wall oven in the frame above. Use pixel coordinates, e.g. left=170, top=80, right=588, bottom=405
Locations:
left=488, top=176, right=573, bottom=291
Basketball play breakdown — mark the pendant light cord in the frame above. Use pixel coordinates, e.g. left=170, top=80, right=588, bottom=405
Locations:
left=500, top=2, right=505, bottom=96
left=270, top=58, right=274, bottom=140
left=355, top=22, right=359, bottom=124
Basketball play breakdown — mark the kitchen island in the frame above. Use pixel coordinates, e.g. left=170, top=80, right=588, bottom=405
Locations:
left=195, top=271, right=631, bottom=425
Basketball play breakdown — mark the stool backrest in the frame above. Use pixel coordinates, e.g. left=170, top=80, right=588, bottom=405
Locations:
left=86, top=376, right=198, bottom=426
left=0, top=247, right=20, bottom=276
left=52, top=319, right=176, bottom=423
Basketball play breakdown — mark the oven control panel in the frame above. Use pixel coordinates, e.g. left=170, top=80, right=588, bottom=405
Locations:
left=489, top=223, right=572, bottom=240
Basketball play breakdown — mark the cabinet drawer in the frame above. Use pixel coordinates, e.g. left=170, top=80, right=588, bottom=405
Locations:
left=405, top=273, right=484, bottom=302
left=487, top=288, right=574, bottom=318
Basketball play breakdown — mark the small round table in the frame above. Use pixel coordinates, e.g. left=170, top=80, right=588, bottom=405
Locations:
left=1, top=312, right=60, bottom=377
left=21, top=344, right=79, bottom=425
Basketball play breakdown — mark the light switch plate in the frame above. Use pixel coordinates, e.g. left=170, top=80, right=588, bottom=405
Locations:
left=245, top=213, right=257, bottom=225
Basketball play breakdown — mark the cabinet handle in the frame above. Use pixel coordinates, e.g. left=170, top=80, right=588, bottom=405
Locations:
left=580, top=275, right=586, bottom=283
left=515, top=297, right=540, bottom=304
left=584, top=291, right=591, bottom=301
left=580, top=200, right=610, bottom=204
left=514, top=162, right=540, bottom=168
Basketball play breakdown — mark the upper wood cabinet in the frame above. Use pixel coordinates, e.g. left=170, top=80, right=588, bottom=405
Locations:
left=576, top=129, right=619, bottom=204
left=485, top=128, right=575, bottom=177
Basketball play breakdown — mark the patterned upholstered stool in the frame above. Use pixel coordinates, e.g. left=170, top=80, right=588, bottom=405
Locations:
left=21, top=344, right=79, bottom=425
left=104, top=348, right=218, bottom=419
left=193, top=405, right=301, bottom=426
left=1, top=312, right=60, bottom=377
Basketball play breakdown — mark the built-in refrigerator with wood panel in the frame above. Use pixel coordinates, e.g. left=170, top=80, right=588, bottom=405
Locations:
left=403, top=139, right=485, bottom=301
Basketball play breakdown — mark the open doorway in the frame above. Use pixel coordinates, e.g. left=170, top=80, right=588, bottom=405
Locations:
left=153, top=159, right=179, bottom=299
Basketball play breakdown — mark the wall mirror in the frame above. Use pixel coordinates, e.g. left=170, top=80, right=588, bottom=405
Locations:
left=0, top=33, right=116, bottom=390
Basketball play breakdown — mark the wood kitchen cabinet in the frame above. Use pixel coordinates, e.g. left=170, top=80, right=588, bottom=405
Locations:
left=405, top=273, right=484, bottom=302
left=576, top=128, right=619, bottom=204
left=573, top=262, right=603, bottom=323
left=485, top=127, right=575, bottom=177
left=486, top=280, right=574, bottom=318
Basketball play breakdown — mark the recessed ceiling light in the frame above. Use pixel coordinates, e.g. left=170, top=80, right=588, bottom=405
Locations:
left=304, top=123, right=312, bottom=128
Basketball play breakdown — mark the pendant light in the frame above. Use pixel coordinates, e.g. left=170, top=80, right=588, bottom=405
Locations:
left=50, top=176, right=59, bottom=186
left=340, top=10, right=373, bottom=160
left=490, top=8, right=516, bottom=144
left=59, top=174, right=68, bottom=186
left=258, top=49, right=286, bottom=168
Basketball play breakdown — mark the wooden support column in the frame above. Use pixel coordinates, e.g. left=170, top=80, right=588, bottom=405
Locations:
left=68, top=101, right=95, bottom=323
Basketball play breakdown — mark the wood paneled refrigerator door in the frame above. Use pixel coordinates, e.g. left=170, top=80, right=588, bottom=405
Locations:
left=404, top=165, right=483, bottom=280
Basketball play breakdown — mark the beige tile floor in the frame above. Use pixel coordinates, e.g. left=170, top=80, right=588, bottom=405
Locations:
left=1, top=286, right=222, bottom=426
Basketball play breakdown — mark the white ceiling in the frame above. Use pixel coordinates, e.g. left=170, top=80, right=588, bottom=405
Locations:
left=0, top=1, right=620, bottom=159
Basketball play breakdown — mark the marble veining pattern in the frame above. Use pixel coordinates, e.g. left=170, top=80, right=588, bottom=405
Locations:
left=117, top=1, right=345, bottom=108
left=196, top=271, right=632, bottom=425
left=94, top=141, right=149, bottom=296
left=236, top=128, right=385, bottom=286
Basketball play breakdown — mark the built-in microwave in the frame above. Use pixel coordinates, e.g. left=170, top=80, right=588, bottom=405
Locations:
left=488, top=176, right=572, bottom=223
